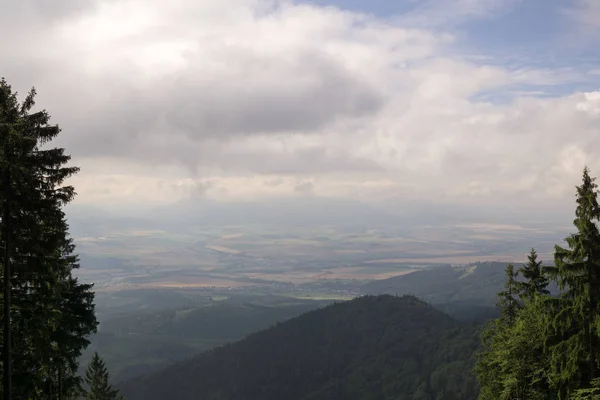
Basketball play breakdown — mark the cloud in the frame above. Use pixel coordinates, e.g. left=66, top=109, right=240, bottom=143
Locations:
left=1, top=0, right=444, bottom=163
left=293, top=179, right=316, bottom=194
left=566, top=0, right=600, bottom=29
left=561, top=0, right=600, bottom=47
left=0, top=0, right=598, bottom=215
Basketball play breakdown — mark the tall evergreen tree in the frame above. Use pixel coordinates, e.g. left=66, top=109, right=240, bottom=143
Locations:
left=517, top=248, right=549, bottom=301
left=477, top=295, right=555, bottom=400
left=545, top=166, right=600, bottom=398
left=477, top=167, right=600, bottom=399
left=84, top=352, right=123, bottom=400
left=476, top=263, right=524, bottom=399
left=497, top=263, right=520, bottom=324
left=0, top=78, right=98, bottom=398
left=476, top=250, right=560, bottom=399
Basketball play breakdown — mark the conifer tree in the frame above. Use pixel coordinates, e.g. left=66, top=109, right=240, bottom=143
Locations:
left=545, top=166, right=600, bottom=397
left=0, top=78, right=98, bottom=398
left=84, top=352, right=123, bottom=400
left=497, top=263, right=520, bottom=324
left=477, top=288, right=556, bottom=399
left=476, top=263, right=525, bottom=399
left=517, top=248, right=549, bottom=301
left=477, top=167, right=600, bottom=399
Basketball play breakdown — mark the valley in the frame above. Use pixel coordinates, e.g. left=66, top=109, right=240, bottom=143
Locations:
left=74, top=221, right=565, bottom=295
left=71, top=216, right=568, bottom=383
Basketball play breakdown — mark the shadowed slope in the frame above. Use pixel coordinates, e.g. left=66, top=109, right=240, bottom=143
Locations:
left=120, top=295, right=479, bottom=400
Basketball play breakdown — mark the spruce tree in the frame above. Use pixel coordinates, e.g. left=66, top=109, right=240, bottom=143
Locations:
left=478, top=168, right=600, bottom=399
left=517, top=248, right=549, bottom=301
left=497, top=263, right=520, bottom=324
left=546, top=166, right=600, bottom=398
left=0, top=78, right=98, bottom=398
left=84, top=352, right=122, bottom=400
left=476, top=263, right=526, bottom=399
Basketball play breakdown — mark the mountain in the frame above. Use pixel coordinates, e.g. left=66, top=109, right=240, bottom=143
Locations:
left=84, top=299, right=328, bottom=382
left=362, top=262, right=559, bottom=323
left=362, top=263, right=508, bottom=323
left=362, top=262, right=508, bottom=306
left=119, top=295, right=480, bottom=400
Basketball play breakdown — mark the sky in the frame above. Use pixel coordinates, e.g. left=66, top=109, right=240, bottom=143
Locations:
left=1, top=0, right=599, bottom=218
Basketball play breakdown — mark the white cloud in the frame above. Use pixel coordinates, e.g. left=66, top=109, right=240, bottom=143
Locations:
left=0, top=0, right=599, bottom=214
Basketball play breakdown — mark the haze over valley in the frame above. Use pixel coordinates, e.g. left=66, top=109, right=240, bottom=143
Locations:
left=2, top=0, right=600, bottom=398
left=69, top=199, right=568, bottom=295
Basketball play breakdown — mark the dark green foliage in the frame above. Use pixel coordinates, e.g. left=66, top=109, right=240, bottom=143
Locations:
left=571, top=378, right=600, bottom=399
left=0, top=78, right=98, bottom=397
left=517, top=248, right=549, bottom=301
left=496, top=264, right=520, bottom=324
left=476, top=295, right=554, bottom=400
left=85, top=300, right=327, bottom=382
left=545, top=166, right=600, bottom=397
left=477, top=167, right=600, bottom=399
left=120, top=295, right=480, bottom=400
left=84, top=352, right=123, bottom=400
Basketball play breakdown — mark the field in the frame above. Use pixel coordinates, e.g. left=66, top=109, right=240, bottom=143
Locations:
left=74, top=222, right=567, bottom=295
left=74, top=218, right=569, bottom=382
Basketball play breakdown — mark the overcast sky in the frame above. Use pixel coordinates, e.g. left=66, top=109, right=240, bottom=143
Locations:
left=1, top=0, right=599, bottom=215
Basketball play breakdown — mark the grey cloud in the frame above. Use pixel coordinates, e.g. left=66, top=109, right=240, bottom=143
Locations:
left=18, top=45, right=385, bottom=174
left=69, top=130, right=383, bottom=176
left=0, top=0, right=97, bottom=24
left=293, top=180, right=315, bottom=194
left=190, top=180, right=214, bottom=198
left=217, top=144, right=384, bottom=175
left=4, top=0, right=600, bottom=210
left=0, top=0, right=404, bottom=180
left=58, top=84, right=165, bottom=159
left=265, top=178, right=284, bottom=186
left=166, top=49, right=384, bottom=138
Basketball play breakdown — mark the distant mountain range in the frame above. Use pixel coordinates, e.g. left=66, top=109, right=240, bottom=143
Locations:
left=363, top=262, right=508, bottom=305
left=362, top=261, right=560, bottom=323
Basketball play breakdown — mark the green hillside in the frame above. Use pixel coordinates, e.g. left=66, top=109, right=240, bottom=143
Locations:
left=363, top=262, right=509, bottom=305
left=83, top=299, right=328, bottom=382
left=120, top=295, right=480, bottom=400
left=362, top=262, right=561, bottom=324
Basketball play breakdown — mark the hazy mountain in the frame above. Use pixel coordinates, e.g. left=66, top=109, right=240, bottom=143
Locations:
left=362, top=262, right=509, bottom=306
left=85, top=298, right=329, bottom=382
left=119, top=295, right=480, bottom=400
left=362, top=262, right=561, bottom=323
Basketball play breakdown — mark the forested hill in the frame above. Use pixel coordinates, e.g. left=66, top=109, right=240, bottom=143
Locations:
left=119, top=295, right=480, bottom=400
left=362, top=262, right=560, bottom=324
left=363, top=262, right=509, bottom=305
left=85, top=300, right=330, bottom=382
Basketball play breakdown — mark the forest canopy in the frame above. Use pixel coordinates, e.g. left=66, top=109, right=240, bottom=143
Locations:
left=476, top=166, right=600, bottom=400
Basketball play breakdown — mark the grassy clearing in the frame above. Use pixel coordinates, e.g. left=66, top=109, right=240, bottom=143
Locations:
left=277, top=292, right=354, bottom=301
left=205, top=245, right=240, bottom=254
